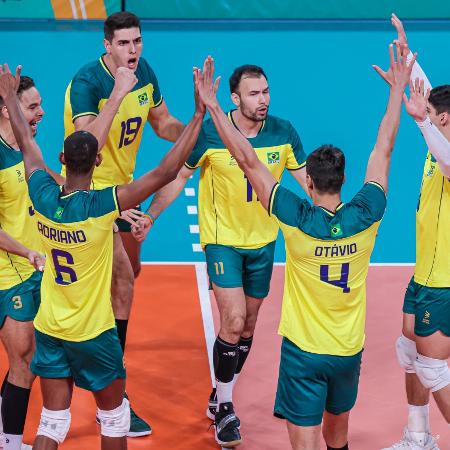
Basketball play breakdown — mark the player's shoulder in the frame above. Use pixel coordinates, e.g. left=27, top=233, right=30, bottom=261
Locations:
left=71, top=58, right=104, bottom=85
left=0, top=138, right=22, bottom=170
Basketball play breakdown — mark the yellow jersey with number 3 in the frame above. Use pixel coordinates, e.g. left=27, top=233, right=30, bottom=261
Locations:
left=29, top=169, right=120, bottom=342
left=62, top=56, right=163, bottom=189
left=0, top=137, right=42, bottom=290
left=270, top=182, right=386, bottom=356
left=414, top=152, right=450, bottom=287
left=186, top=112, right=306, bottom=249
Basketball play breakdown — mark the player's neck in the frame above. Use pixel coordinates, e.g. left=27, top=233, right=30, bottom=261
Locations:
left=63, top=175, right=91, bottom=194
left=231, top=109, right=263, bottom=138
left=313, top=193, right=342, bottom=213
left=0, top=120, right=19, bottom=149
left=103, top=54, right=118, bottom=77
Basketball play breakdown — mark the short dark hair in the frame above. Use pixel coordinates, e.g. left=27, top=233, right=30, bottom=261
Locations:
left=229, top=65, right=267, bottom=94
left=429, top=85, right=450, bottom=115
left=104, top=11, right=141, bottom=42
left=0, top=75, right=35, bottom=107
left=63, top=131, right=98, bottom=175
left=306, top=145, right=345, bottom=194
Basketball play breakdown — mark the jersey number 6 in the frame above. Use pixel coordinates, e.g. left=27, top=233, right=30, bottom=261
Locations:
left=51, top=249, right=78, bottom=285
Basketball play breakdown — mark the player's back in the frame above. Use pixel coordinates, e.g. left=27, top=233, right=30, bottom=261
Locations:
left=270, top=181, right=386, bottom=356
left=28, top=170, right=120, bottom=342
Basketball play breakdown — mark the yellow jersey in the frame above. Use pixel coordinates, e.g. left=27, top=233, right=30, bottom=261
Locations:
left=29, top=170, right=120, bottom=342
left=0, top=136, right=42, bottom=290
left=414, top=152, right=450, bottom=287
left=186, top=112, right=306, bottom=249
left=270, top=182, right=386, bottom=356
left=62, top=56, right=163, bottom=189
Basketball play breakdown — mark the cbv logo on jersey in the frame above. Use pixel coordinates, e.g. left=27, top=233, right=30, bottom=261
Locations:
left=138, top=92, right=149, bottom=106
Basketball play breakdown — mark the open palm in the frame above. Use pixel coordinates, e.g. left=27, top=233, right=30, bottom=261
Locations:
left=404, top=78, right=429, bottom=122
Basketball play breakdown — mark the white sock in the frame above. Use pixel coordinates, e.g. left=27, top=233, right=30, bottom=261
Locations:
left=407, top=404, right=430, bottom=433
left=232, top=373, right=240, bottom=388
left=4, top=433, right=23, bottom=450
left=216, top=380, right=233, bottom=406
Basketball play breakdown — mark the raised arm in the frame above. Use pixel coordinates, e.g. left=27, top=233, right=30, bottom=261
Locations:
left=73, top=67, right=138, bottom=150
left=117, top=69, right=205, bottom=210
left=197, top=57, right=276, bottom=211
left=366, top=43, right=416, bottom=191
left=0, top=65, right=45, bottom=179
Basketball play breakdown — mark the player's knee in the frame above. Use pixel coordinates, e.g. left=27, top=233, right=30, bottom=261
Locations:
left=97, top=398, right=130, bottom=438
left=414, top=354, right=450, bottom=392
left=37, top=407, right=71, bottom=444
left=396, top=334, right=417, bottom=373
left=224, top=315, right=245, bottom=338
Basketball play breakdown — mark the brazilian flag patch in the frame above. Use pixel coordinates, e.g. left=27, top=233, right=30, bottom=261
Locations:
left=267, top=151, right=280, bottom=164
left=138, top=92, right=149, bottom=106
left=54, top=206, right=64, bottom=219
left=331, top=223, right=343, bottom=237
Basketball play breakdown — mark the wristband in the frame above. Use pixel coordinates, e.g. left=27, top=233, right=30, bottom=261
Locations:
left=143, top=213, right=156, bottom=224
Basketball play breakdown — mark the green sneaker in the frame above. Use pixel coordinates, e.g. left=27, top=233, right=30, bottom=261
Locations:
left=127, top=404, right=152, bottom=437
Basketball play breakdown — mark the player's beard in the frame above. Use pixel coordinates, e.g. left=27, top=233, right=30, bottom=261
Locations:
left=240, top=102, right=268, bottom=122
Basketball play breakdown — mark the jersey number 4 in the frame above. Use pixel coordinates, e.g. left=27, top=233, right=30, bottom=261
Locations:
left=320, top=263, right=350, bottom=293
left=119, top=117, right=142, bottom=149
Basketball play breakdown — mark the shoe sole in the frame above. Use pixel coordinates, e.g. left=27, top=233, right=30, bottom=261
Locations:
left=127, top=430, right=152, bottom=437
left=216, top=437, right=242, bottom=448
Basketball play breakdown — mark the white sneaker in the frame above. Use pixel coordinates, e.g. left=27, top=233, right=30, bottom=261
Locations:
left=382, top=427, right=440, bottom=450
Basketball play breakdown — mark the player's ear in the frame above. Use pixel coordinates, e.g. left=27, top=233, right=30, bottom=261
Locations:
left=231, top=93, right=240, bottom=108
left=59, top=152, right=66, bottom=166
left=1, top=106, right=9, bottom=120
left=306, top=173, right=313, bottom=190
left=439, top=112, right=449, bottom=126
left=95, top=153, right=103, bottom=167
left=104, top=38, right=111, bottom=54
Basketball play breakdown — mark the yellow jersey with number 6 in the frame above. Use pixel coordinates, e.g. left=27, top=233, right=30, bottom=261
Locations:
left=62, top=56, right=163, bottom=189
left=270, top=182, right=386, bottom=356
left=29, top=169, right=120, bottom=342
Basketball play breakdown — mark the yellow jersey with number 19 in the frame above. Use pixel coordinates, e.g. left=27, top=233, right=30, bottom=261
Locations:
left=414, top=152, right=450, bottom=287
left=62, top=56, right=163, bottom=189
left=270, top=182, right=386, bottom=356
left=29, top=170, right=120, bottom=342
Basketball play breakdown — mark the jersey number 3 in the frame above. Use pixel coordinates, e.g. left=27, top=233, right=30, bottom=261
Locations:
left=119, top=117, right=142, bottom=149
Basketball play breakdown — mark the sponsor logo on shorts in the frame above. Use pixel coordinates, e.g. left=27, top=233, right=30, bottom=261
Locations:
left=330, top=223, right=343, bottom=237
left=267, top=151, right=280, bottom=164
left=138, top=92, right=149, bottom=106
left=422, top=310, right=431, bottom=325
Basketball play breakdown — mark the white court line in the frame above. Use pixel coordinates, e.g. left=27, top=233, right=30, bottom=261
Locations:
left=78, top=0, right=87, bottom=19
left=141, top=261, right=415, bottom=266
left=194, top=262, right=216, bottom=388
left=69, top=0, right=78, bottom=18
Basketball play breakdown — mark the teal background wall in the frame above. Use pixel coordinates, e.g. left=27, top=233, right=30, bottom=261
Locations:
left=1, top=21, right=449, bottom=262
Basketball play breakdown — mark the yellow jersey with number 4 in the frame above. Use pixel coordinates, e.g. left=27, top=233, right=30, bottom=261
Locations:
left=186, top=112, right=306, bottom=249
left=270, top=182, right=386, bottom=356
left=414, top=152, right=450, bottom=288
left=62, top=56, right=162, bottom=189
left=29, top=169, right=120, bottom=342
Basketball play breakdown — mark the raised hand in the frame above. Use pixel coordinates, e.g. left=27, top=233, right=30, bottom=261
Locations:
left=193, top=67, right=206, bottom=116
left=391, top=13, right=409, bottom=53
left=389, top=42, right=417, bottom=91
left=0, top=64, right=21, bottom=99
left=113, top=66, right=138, bottom=98
left=404, top=77, right=429, bottom=122
left=197, top=56, right=221, bottom=108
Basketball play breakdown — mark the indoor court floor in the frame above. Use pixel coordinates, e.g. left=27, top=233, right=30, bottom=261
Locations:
left=1, top=264, right=448, bottom=449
